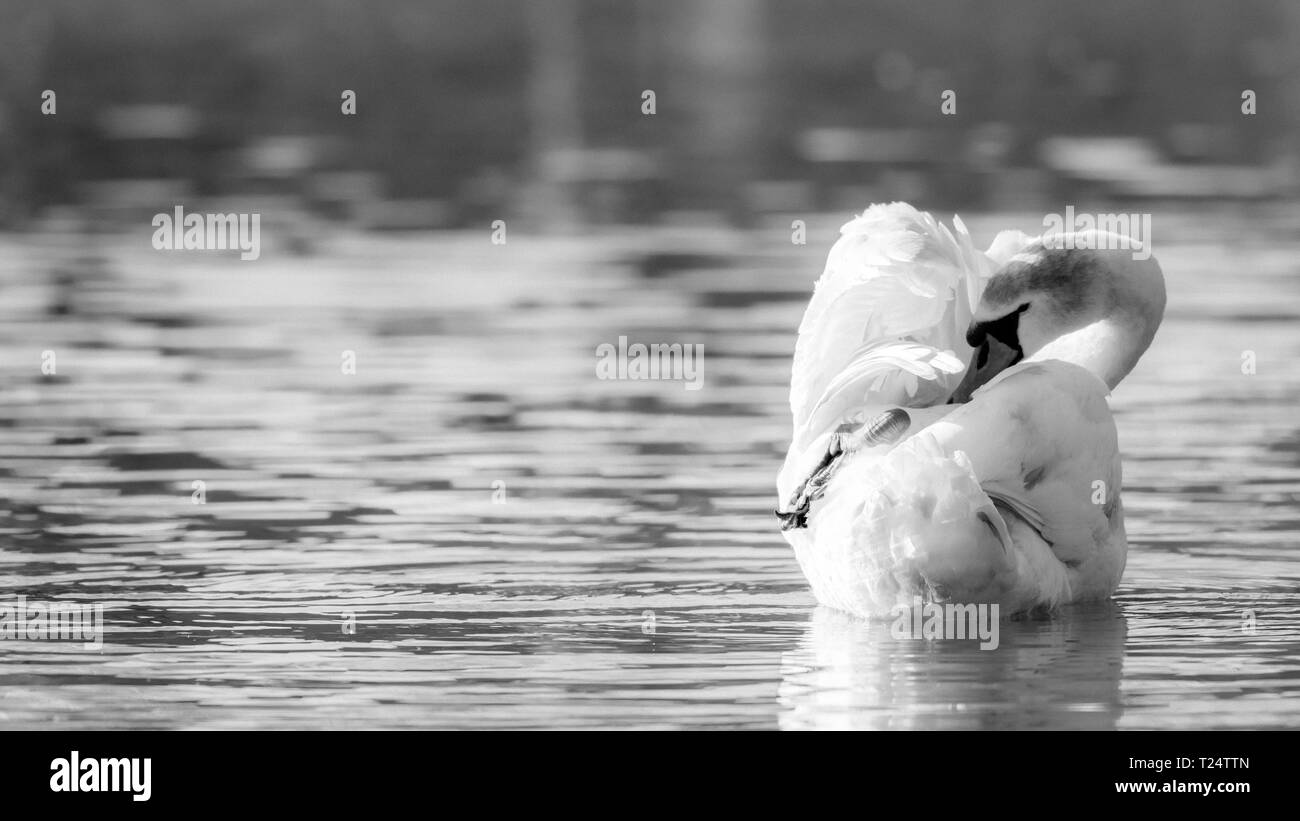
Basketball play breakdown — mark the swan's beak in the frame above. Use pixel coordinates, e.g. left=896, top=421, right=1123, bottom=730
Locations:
left=947, top=336, right=1020, bottom=404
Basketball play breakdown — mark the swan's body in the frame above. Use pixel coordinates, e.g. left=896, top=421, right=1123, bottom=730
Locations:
left=778, top=203, right=1164, bottom=618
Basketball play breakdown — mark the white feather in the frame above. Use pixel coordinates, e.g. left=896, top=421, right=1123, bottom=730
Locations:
left=779, top=202, right=1145, bottom=618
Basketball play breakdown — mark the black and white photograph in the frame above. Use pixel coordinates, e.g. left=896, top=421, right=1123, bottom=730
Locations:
left=0, top=0, right=1296, bottom=790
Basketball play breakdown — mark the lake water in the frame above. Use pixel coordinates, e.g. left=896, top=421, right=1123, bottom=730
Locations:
left=1, top=208, right=1297, bottom=729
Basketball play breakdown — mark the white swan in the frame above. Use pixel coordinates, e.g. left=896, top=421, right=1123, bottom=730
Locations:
left=777, top=202, right=1165, bottom=618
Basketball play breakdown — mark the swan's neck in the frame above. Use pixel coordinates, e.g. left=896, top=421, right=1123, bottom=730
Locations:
left=1027, top=317, right=1151, bottom=390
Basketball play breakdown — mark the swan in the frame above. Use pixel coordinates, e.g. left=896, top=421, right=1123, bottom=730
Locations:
left=776, top=202, right=1165, bottom=618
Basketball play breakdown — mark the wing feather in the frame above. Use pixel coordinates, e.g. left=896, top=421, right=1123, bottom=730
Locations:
left=789, top=203, right=1025, bottom=451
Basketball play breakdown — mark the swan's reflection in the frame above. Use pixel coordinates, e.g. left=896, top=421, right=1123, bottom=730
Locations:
left=778, top=603, right=1127, bottom=730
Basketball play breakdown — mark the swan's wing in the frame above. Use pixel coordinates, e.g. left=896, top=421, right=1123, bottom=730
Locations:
left=789, top=203, right=1031, bottom=453
left=797, top=341, right=964, bottom=448
left=921, top=360, right=1123, bottom=567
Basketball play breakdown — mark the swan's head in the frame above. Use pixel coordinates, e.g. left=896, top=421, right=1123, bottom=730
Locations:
left=949, top=231, right=1165, bottom=402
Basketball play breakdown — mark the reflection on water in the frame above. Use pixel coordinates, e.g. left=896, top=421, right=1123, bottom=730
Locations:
left=779, top=605, right=1127, bottom=730
left=0, top=211, right=1298, bottom=729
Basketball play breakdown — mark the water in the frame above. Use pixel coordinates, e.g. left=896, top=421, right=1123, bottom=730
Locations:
left=1, top=209, right=1298, bottom=730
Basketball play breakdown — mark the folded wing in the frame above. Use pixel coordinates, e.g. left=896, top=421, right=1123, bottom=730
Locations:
left=788, top=203, right=1032, bottom=457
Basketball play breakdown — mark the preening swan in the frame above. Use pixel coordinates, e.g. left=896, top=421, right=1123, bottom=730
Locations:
left=777, top=202, right=1165, bottom=618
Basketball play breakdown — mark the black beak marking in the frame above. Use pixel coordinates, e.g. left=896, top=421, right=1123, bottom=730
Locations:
left=966, top=302, right=1029, bottom=356
left=948, top=303, right=1030, bottom=405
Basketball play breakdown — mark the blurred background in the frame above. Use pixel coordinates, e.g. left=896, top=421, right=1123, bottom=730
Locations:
left=0, top=0, right=1297, bottom=230
left=0, top=1, right=1298, bottom=730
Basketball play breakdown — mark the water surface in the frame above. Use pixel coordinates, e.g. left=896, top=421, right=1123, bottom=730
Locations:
left=1, top=211, right=1297, bottom=729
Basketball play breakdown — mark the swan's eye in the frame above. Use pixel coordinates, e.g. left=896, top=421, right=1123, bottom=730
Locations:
left=1017, top=302, right=1030, bottom=314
